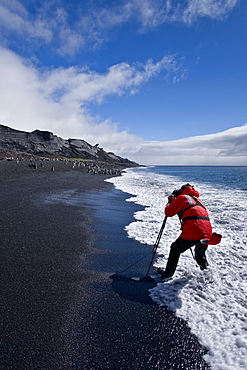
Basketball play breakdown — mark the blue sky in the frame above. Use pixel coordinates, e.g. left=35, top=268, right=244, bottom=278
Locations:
left=0, top=0, right=246, bottom=165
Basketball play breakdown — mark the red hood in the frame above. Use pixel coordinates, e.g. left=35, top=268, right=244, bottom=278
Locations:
left=181, top=186, right=200, bottom=198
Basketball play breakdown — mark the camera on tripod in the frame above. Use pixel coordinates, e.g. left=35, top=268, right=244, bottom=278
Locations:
left=172, top=184, right=192, bottom=198
left=172, top=189, right=181, bottom=198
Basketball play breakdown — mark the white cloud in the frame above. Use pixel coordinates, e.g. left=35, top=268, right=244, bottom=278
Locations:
left=0, top=0, right=52, bottom=42
left=0, top=46, right=174, bottom=150
left=38, top=54, right=179, bottom=105
left=182, top=0, right=239, bottom=24
left=83, top=0, right=239, bottom=32
left=79, top=0, right=239, bottom=35
left=57, top=28, right=85, bottom=56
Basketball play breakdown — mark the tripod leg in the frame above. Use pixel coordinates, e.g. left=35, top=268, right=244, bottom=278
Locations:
left=145, top=216, right=167, bottom=278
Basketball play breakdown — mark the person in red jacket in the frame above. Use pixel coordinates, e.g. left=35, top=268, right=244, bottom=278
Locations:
left=157, top=183, right=212, bottom=280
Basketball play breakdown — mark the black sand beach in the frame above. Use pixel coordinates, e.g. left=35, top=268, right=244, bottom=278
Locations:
left=0, top=160, right=209, bottom=369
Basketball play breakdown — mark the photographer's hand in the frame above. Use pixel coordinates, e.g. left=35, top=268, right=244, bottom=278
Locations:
left=168, top=194, right=175, bottom=203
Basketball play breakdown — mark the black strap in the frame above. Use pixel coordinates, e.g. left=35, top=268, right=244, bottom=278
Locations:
left=182, top=215, right=210, bottom=222
left=179, top=195, right=207, bottom=220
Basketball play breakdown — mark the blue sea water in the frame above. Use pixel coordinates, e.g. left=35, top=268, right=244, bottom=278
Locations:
left=107, top=166, right=247, bottom=370
left=142, top=165, right=247, bottom=190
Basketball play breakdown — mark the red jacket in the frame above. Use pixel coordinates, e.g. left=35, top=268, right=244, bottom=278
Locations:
left=165, top=186, right=212, bottom=240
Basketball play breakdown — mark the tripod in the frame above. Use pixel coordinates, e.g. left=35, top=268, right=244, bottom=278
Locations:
left=145, top=216, right=167, bottom=278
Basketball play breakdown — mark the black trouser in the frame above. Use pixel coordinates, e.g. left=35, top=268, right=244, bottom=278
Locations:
left=168, top=237, right=208, bottom=267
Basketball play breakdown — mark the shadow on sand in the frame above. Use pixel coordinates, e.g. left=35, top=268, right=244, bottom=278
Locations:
left=110, top=273, right=158, bottom=305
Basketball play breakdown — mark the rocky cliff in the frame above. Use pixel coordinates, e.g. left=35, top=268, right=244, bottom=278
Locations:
left=0, top=124, right=137, bottom=166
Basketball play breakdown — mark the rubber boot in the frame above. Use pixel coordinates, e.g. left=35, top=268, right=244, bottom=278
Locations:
left=196, top=255, right=208, bottom=270
left=195, top=243, right=208, bottom=270
left=157, top=262, right=177, bottom=280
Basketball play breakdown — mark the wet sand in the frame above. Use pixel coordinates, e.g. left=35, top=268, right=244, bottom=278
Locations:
left=0, top=160, right=209, bottom=369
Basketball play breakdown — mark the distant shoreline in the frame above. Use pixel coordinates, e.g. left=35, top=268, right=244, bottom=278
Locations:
left=0, top=155, right=127, bottom=182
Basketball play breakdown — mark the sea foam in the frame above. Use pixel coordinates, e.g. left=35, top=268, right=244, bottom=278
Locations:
left=106, top=167, right=247, bottom=370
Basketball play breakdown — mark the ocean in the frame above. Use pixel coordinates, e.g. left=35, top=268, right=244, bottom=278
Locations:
left=106, top=166, right=247, bottom=370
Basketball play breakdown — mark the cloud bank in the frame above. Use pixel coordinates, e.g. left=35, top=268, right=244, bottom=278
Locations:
left=0, top=45, right=246, bottom=165
left=133, top=125, right=247, bottom=165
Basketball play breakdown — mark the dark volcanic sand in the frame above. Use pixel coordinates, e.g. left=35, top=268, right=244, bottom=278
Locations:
left=0, top=161, right=209, bottom=369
